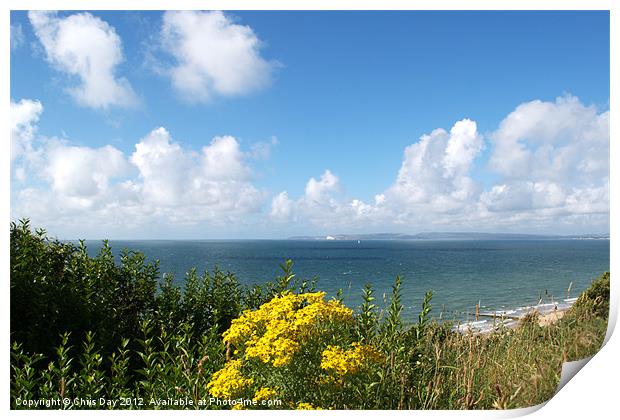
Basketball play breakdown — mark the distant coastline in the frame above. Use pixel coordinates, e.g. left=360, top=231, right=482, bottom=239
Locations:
left=288, top=232, right=610, bottom=241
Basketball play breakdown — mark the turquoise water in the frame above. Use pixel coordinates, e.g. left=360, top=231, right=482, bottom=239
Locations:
left=84, top=239, right=609, bottom=322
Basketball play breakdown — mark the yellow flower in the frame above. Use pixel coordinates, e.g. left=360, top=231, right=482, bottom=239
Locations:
left=320, top=342, right=382, bottom=376
left=222, top=291, right=353, bottom=367
left=296, top=402, right=322, bottom=410
left=207, top=360, right=253, bottom=399
left=253, top=387, right=277, bottom=401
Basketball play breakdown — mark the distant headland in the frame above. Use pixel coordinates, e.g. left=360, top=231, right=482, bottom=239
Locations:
left=287, top=232, right=610, bottom=241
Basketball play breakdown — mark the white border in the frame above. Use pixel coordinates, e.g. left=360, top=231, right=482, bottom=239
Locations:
left=2, top=1, right=617, bottom=419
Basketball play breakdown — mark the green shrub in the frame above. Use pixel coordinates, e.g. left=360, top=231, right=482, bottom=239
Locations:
left=10, top=219, right=159, bottom=356
left=572, top=272, right=610, bottom=318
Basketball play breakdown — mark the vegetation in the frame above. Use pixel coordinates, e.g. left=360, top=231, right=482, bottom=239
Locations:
left=10, top=220, right=610, bottom=409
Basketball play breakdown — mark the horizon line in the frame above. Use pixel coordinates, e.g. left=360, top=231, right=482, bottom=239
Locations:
left=56, top=231, right=611, bottom=242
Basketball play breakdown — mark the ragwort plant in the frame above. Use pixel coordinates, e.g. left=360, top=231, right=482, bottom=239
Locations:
left=209, top=290, right=383, bottom=409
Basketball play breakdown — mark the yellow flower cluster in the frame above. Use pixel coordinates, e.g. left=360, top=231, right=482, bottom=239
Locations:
left=223, top=291, right=353, bottom=367
left=207, top=360, right=254, bottom=398
left=296, top=402, right=322, bottom=410
left=253, top=387, right=277, bottom=401
left=320, top=342, right=382, bottom=376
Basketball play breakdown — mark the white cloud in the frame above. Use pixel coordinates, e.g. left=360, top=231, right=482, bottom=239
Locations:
left=270, top=191, right=293, bottom=221
left=480, top=181, right=567, bottom=213
left=304, top=170, right=340, bottom=204
left=349, top=199, right=375, bottom=218
left=11, top=94, right=609, bottom=236
left=385, top=119, right=483, bottom=214
left=45, top=143, right=130, bottom=198
left=130, top=127, right=190, bottom=206
left=129, top=128, right=263, bottom=221
left=265, top=121, right=483, bottom=228
left=160, top=11, right=277, bottom=102
left=489, top=95, right=608, bottom=181
left=200, top=135, right=250, bottom=181
left=270, top=170, right=342, bottom=225
left=10, top=99, right=43, bottom=161
left=484, top=95, right=609, bottom=218
left=28, top=11, right=137, bottom=109
left=269, top=170, right=389, bottom=228
left=267, top=96, right=608, bottom=234
left=442, top=119, right=484, bottom=177
left=11, top=100, right=266, bottom=230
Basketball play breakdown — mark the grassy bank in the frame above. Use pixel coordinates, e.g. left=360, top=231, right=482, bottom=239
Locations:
left=10, top=220, right=609, bottom=409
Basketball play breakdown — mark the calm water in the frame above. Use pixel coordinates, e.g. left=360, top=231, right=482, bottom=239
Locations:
left=84, top=239, right=609, bottom=322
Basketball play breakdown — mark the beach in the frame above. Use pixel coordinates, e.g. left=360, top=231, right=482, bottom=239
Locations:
left=453, top=297, right=578, bottom=334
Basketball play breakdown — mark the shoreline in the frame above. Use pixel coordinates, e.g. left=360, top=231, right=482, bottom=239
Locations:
left=452, top=297, right=577, bottom=334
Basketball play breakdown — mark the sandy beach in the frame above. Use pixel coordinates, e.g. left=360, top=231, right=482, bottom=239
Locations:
left=453, top=299, right=576, bottom=334
left=537, top=308, right=569, bottom=327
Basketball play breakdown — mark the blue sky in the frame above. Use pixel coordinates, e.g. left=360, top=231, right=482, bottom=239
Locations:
left=10, top=11, right=610, bottom=239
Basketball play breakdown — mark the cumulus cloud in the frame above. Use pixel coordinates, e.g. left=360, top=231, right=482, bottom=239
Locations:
left=489, top=95, right=608, bottom=181
left=130, top=127, right=190, bottom=206
left=270, top=170, right=342, bottom=225
left=12, top=140, right=135, bottom=220
left=269, top=170, right=387, bottom=228
left=28, top=11, right=137, bottom=109
left=270, top=191, right=293, bottom=221
left=269, top=96, right=608, bottom=233
left=200, top=135, right=251, bottom=181
left=129, top=128, right=262, bottom=221
left=11, top=94, right=609, bottom=236
left=304, top=170, right=340, bottom=204
left=45, top=143, right=130, bottom=198
left=159, top=11, right=277, bottom=102
left=300, top=119, right=485, bottom=229
left=480, top=181, right=566, bottom=213
left=10, top=99, right=43, bottom=161
left=385, top=119, right=483, bottom=213
left=443, top=119, right=485, bottom=177
left=11, top=100, right=265, bottom=230
left=484, top=95, right=609, bottom=220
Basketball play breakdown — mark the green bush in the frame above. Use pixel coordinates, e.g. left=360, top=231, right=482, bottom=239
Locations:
left=572, top=271, right=610, bottom=318
left=11, top=219, right=159, bottom=356
left=10, top=219, right=251, bottom=357
left=10, top=323, right=224, bottom=409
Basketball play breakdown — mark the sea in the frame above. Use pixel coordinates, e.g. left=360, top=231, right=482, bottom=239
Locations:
left=84, top=239, right=609, bottom=327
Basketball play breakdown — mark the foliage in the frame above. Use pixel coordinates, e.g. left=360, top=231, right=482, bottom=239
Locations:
left=213, top=290, right=380, bottom=408
left=11, top=219, right=158, bottom=357
left=155, top=267, right=242, bottom=336
left=571, top=271, right=610, bottom=318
